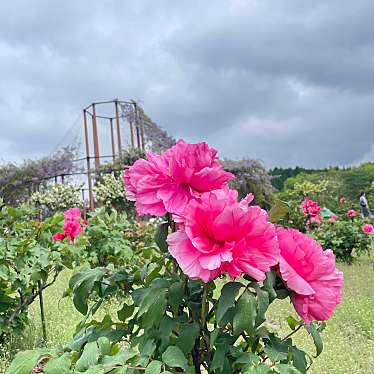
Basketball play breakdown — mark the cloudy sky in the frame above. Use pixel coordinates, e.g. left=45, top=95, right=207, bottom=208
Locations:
left=1, top=0, right=374, bottom=168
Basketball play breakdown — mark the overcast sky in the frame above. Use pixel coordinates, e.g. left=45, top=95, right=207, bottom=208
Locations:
left=1, top=0, right=374, bottom=168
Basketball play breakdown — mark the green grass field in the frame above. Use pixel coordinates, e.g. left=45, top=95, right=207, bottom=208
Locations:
left=1, top=257, right=373, bottom=373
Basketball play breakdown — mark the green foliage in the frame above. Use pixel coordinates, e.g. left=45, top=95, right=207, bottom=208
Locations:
left=7, top=218, right=328, bottom=374
left=29, top=183, right=83, bottom=215
left=82, top=208, right=156, bottom=268
left=0, top=202, right=83, bottom=342
left=312, top=219, right=372, bottom=263
left=277, top=163, right=374, bottom=211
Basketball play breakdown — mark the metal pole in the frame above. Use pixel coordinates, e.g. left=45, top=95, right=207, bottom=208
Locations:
left=115, top=100, right=122, bottom=159
left=129, top=120, right=135, bottom=148
left=81, top=189, right=87, bottom=220
left=110, top=118, right=116, bottom=161
left=83, top=110, right=95, bottom=211
left=92, top=103, right=100, bottom=170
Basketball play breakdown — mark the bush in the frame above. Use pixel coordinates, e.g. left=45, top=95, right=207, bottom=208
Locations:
left=312, top=219, right=372, bottom=263
left=29, top=183, right=83, bottom=216
left=0, top=202, right=83, bottom=343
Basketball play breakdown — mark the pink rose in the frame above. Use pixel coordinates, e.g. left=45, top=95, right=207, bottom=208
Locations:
left=64, top=207, right=81, bottom=222
left=52, top=232, right=66, bottom=241
left=329, top=214, right=337, bottom=222
left=301, top=197, right=321, bottom=218
left=123, top=140, right=234, bottom=216
left=277, top=228, right=343, bottom=324
left=53, top=208, right=84, bottom=243
left=339, top=196, right=347, bottom=204
left=347, top=209, right=357, bottom=218
left=362, top=224, right=374, bottom=234
left=167, top=189, right=279, bottom=282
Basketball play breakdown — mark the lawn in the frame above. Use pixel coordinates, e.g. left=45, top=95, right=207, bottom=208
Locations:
left=1, top=257, right=373, bottom=373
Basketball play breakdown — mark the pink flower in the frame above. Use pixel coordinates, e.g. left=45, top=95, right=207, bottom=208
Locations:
left=167, top=189, right=279, bottom=282
left=362, top=224, right=374, bottom=234
left=301, top=197, right=321, bottom=218
left=347, top=209, right=357, bottom=218
left=339, top=196, right=347, bottom=204
left=123, top=140, right=235, bottom=216
left=53, top=208, right=84, bottom=243
left=329, top=214, right=338, bottom=222
left=309, top=215, right=322, bottom=226
left=277, top=228, right=343, bottom=324
left=52, top=232, right=66, bottom=241
left=63, top=220, right=83, bottom=242
left=64, top=207, right=81, bottom=222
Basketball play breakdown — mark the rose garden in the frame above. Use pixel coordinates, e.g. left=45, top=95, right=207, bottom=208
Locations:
left=0, top=141, right=373, bottom=373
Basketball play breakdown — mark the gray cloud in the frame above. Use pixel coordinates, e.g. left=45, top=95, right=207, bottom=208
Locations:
left=0, top=0, right=373, bottom=167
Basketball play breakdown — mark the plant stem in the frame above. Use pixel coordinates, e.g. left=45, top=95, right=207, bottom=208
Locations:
left=201, top=283, right=208, bottom=327
left=38, top=280, right=47, bottom=343
left=281, top=324, right=303, bottom=341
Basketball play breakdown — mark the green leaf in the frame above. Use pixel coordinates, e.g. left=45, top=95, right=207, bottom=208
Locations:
left=276, top=364, right=302, bottom=373
left=216, top=282, right=243, bottom=325
left=210, top=344, right=229, bottom=371
left=305, top=323, right=323, bottom=357
left=43, top=354, right=71, bottom=374
left=145, top=360, right=162, bottom=374
left=286, top=316, right=300, bottom=331
left=97, top=337, right=111, bottom=356
left=291, top=347, right=307, bottom=374
left=117, top=303, right=134, bottom=321
left=154, top=222, right=169, bottom=252
left=168, top=281, right=184, bottom=315
left=70, top=268, right=106, bottom=315
left=233, top=291, right=257, bottom=337
left=6, top=350, right=47, bottom=374
left=263, top=345, right=288, bottom=363
left=100, top=348, right=137, bottom=366
left=75, top=342, right=100, bottom=372
left=255, top=287, right=269, bottom=327
left=243, top=363, right=272, bottom=373
left=269, top=200, right=289, bottom=223
left=176, top=322, right=199, bottom=354
left=162, top=346, right=191, bottom=372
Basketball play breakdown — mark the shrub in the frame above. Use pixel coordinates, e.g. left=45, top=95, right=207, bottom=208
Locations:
left=0, top=202, right=83, bottom=343
left=312, top=219, right=372, bottom=263
left=7, top=140, right=343, bottom=374
left=29, top=183, right=83, bottom=215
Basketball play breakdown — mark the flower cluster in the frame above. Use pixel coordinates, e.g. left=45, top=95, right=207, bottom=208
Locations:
left=347, top=209, right=357, bottom=218
left=124, top=140, right=343, bottom=324
left=53, top=207, right=84, bottom=242
left=362, top=223, right=374, bottom=234
left=301, top=196, right=321, bottom=218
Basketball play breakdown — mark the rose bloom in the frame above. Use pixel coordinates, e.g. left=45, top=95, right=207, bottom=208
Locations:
left=301, top=197, right=321, bottom=218
left=53, top=208, right=84, bottom=243
left=339, top=196, right=347, bottom=204
left=167, top=189, right=279, bottom=282
left=347, top=209, right=357, bottom=218
left=277, top=228, right=343, bottom=324
left=124, top=140, right=234, bottom=216
left=362, top=223, right=374, bottom=234
left=64, top=207, right=81, bottom=222
left=329, top=213, right=338, bottom=222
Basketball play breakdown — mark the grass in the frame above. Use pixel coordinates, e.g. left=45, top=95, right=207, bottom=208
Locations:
left=1, top=258, right=373, bottom=373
